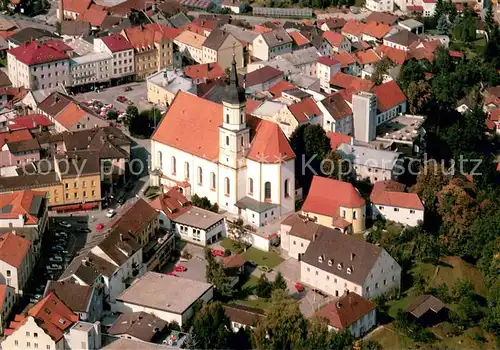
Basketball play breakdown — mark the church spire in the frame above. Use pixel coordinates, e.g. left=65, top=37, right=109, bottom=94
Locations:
left=223, top=54, right=246, bottom=105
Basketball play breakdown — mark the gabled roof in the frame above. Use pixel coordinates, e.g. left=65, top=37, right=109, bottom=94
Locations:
left=332, top=51, right=357, bottom=68
left=282, top=213, right=323, bottom=240
left=46, top=281, right=93, bottom=313
left=8, top=114, right=53, bottom=130
left=303, top=176, right=365, bottom=217
left=244, top=66, right=283, bottom=87
left=149, top=187, right=192, bottom=220
left=317, top=56, right=339, bottom=67
left=327, top=131, right=352, bottom=150
left=100, top=33, right=134, bottom=52
left=301, top=225, right=384, bottom=284
left=375, top=45, right=407, bottom=65
left=108, top=312, right=167, bottom=342
left=28, top=292, right=78, bottom=341
left=223, top=304, right=265, bottom=327
left=54, top=102, right=101, bottom=130
left=365, top=12, right=399, bottom=26
left=38, top=92, right=74, bottom=117
left=323, top=31, right=346, bottom=47
left=8, top=41, right=68, bottom=66
left=174, top=30, right=206, bottom=49
left=315, top=292, right=376, bottom=329
left=355, top=49, right=381, bottom=65
left=8, top=28, right=57, bottom=46
left=384, top=30, right=419, bottom=47
left=0, top=128, right=33, bottom=147
left=123, top=24, right=181, bottom=49
left=330, top=72, right=374, bottom=92
left=341, top=20, right=365, bottom=37
left=362, top=21, right=392, bottom=39
left=184, top=63, right=227, bottom=80
left=268, top=80, right=296, bottom=98
left=319, top=17, right=347, bottom=30
left=108, top=198, right=158, bottom=237
left=94, top=228, right=141, bottom=266
left=288, top=97, right=322, bottom=123
left=370, top=180, right=424, bottom=210
left=289, top=31, right=310, bottom=46
left=62, top=0, right=92, bottom=14
left=321, top=93, right=352, bottom=121
left=0, top=232, right=31, bottom=268
left=260, top=28, right=292, bottom=47
left=247, top=118, right=295, bottom=163
left=78, top=5, right=109, bottom=27
left=372, top=80, right=407, bottom=112
left=203, top=28, right=231, bottom=50
left=406, top=294, right=445, bottom=318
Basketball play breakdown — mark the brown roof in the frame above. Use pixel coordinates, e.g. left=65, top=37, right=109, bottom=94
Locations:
left=261, top=28, right=292, bottom=48
left=243, top=66, right=283, bottom=87
left=314, top=292, right=376, bottom=329
left=108, top=312, right=167, bottom=342
left=0, top=70, right=11, bottom=88
left=109, top=198, right=158, bottom=237
left=222, top=254, right=247, bottom=269
left=38, top=92, right=73, bottom=118
left=384, top=30, right=419, bottom=47
left=46, top=280, right=93, bottom=313
left=406, top=295, right=445, bottom=318
left=0, top=173, right=61, bottom=192
left=282, top=213, right=323, bottom=240
left=301, top=225, right=383, bottom=285
left=365, top=12, right=399, bottom=26
left=96, top=229, right=141, bottom=266
left=149, top=187, right=192, bottom=220
left=203, top=28, right=230, bottom=50
left=223, top=304, right=265, bottom=326
left=7, top=138, right=40, bottom=153
left=60, top=21, right=90, bottom=36
left=320, top=93, right=352, bottom=121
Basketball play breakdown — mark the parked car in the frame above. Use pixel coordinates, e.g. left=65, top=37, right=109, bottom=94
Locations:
left=77, top=227, right=91, bottom=233
left=124, top=86, right=133, bottom=92
left=52, top=245, right=65, bottom=251
left=173, top=265, right=186, bottom=272
left=55, top=232, right=67, bottom=238
left=59, top=221, right=71, bottom=228
left=46, top=264, right=62, bottom=271
left=96, top=223, right=105, bottom=232
left=117, top=196, right=125, bottom=205
left=211, top=249, right=224, bottom=257
left=258, top=265, right=272, bottom=273
left=106, top=209, right=116, bottom=218
left=295, top=283, right=304, bottom=292
left=116, top=96, right=127, bottom=103
left=49, top=256, right=63, bottom=263
left=30, top=294, right=42, bottom=303
left=167, top=272, right=178, bottom=277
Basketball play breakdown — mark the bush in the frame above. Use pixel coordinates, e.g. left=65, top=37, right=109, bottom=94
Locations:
left=256, top=273, right=272, bottom=298
left=223, top=249, right=231, bottom=257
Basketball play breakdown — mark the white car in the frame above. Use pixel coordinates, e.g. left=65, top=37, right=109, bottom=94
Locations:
left=46, top=264, right=62, bottom=271
left=59, top=221, right=71, bottom=228
left=30, top=294, right=42, bottom=303
left=55, top=232, right=67, bottom=238
left=106, top=209, right=116, bottom=218
left=49, top=256, right=63, bottom=263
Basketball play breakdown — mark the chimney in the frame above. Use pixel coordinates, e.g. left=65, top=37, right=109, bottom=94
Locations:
left=350, top=253, right=355, bottom=261
left=120, top=233, right=123, bottom=241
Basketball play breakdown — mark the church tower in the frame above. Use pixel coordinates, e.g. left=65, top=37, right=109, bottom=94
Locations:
left=219, top=55, right=250, bottom=169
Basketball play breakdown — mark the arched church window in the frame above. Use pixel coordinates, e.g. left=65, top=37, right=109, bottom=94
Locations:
left=284, top=179, right=290, bottom=198
left=225, top=177, right=230, bottom=196
left=264, top=182, right=271, bottom=200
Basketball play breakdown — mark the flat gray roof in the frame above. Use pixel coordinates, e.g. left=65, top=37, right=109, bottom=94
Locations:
left=337, top=143, right=400, bottom=170
left=116, top=272, right=213, bottom=314
left=235, top=196, right=277, bottom=213
left=399, top=19, right=424, bottom=29
left=174, top=206, right=224, bottom=230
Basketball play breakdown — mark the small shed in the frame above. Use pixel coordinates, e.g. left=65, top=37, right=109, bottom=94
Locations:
left=406, top=295, right=447, bottom=326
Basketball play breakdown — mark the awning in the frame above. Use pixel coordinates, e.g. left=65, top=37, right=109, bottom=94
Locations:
left=53, top=204, right=81, bottom=212
left=82, top=202, right=99, bottom=210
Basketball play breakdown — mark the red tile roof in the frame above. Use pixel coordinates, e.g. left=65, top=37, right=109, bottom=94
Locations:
left=302, top=176, right=365, bottom=216
left=327, top=131, right=352, bottom=150
left=407, top=5, right=424, bottom=10
left=0, top=128, right=32, bottom=147
left=28, top=292, right=78, bottom=341
left=323, top=31, right=345, bottom=48
left=184, top=63, right=227, bottom=80
left=254, top=24, right=272, bottom=34
left=372, top=80, right=407, bottom=112
left=152, top=92, right=222, bottom=161
left=314, top=292, right=376, bottom=330
left=101, top=33, right=133, bottom=52
left=62, top=0, right=92, bottom=14
left=9, top=114, right=53, bottom=130
left=362, top=21, right=392, bottom=39
left=375, top=45, right=407, bottom=65
left=355, top=49, right=381, bottom=65
left=182, top=23, right=207, bottom=36
left=8, top=41, right=68, bottom=66
left=0, top=190, right=47, bottom=225
left=0, top=233, right=31, bottom=268
left=246, top=98, right=263, bottom=114
left=244, top=66, right=283, bottom=87
left=317, top=56, right=339, bottom=67
left=150, top=187, right=192, bottom=220
left=191, top=18, right=217, bottom=31
left=289, top=31, right=310, bottom=46
left=321, top=93, right=353, bottom=120
left=330, top=72, right=374, bottom=92
left=370, top=180, right=424, bottom=210
left=268, top=80, right=296, bottom=98
left=247, top=118, right=295, bottom=163
left=43, top=40, right=73, bottom=53
left=78, top=5, right=109, bottom=27
left=332, top=51, right=357, bottom=68
left=55, top=103, right=91, bottom=130
left=288, top=97, right=322, bottom=123
left=341, top=20, right=365, bottom=37
left=123, top=24, right=181, bottom=49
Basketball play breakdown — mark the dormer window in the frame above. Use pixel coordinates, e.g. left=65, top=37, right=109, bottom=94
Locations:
left=318, top=255, right=323, bottom=263
left=328, top=259, right=333, bottom=266
left=337, top=263, right=343, bottom=270
left=347, top=267, right=352, bottom=274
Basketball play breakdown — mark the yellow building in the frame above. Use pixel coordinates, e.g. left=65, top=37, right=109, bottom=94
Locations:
left=202, top=29, right=244, bottom=70
left=147, top=68, right=193, bottom=107
left=122, top=24, right=178, bottom=80
left=302, top=176, right=366, bottom=234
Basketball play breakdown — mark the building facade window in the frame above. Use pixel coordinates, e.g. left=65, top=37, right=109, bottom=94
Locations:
left=211, top=172, right=216, bottom=189
left=284, top=179, right=290, bottom=197
left=171, top=156, right=176, bottom=174
left=225, top=177, right=230, bottom=195
left=184, top=162, right=189, bottom=179
left=264, top=182, right=271, bottom=200
left=197, top=167, right=203, bottom=185
left=248, top=178, right=253, bottom=194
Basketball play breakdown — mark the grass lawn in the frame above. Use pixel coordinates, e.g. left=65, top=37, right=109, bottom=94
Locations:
left=220, top=238, right=284, bottom=268
left=367, top=324, right=415, bottom=349
left=231, top=298, right=272, bottom=310
left=242, top=275, right=260, bottom=290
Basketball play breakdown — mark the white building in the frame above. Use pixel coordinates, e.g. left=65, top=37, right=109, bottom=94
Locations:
left=252, top=28, right=293, bottom=61
left=366, top=0, right=394, bottom=13
left=223, top=304, right=265, bottom=332
left=370, top=180, right=424, bottom=226
left=316, top=56, right=341, bottom=92
left=280, top=213, right=323, bottom=260
left=314, top=292, right=377, bottom=338
left=150, top=59, right=295, bottom=223
left=174, top=207, right=226, bottom=246
left=300, top=226, right=402, bottom=299
left=319, top=93, right=353, bottom=134
left=64, top=322, right=101, bottom=350
left=320, top=32, right=351, bottom=56
left=70, top=52, right=112, bottom=87
left=174, top=31, right=206, bottom=64
left=93, top=34, right=135, bottom=80
left=113, top=272, right=213, bottom=326
left=7, top=42, right=70, bottom=90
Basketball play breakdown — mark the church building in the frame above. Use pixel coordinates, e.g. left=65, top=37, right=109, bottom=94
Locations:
left=151, top=57, right=296, bottom=227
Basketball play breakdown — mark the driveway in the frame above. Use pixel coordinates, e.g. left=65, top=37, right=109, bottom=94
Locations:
left=162, top=243, right=208, bottom=282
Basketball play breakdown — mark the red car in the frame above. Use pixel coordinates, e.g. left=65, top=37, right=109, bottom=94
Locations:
left=96, top=223, right=104, bottom=232
left=211, top=249, right=224, bottom=257
left=295, top=283, right=304, bottom=292
left=116, top=96, right=127, bottom=103
left=173, top=265, right=186, bottom=272
left=168, top=272, right=178, bottom=277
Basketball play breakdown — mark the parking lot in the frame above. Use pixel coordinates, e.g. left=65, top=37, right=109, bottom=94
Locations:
left=73, top=82, right=151, bottom=113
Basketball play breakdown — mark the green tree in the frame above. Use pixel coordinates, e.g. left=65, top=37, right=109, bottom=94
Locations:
left=204, top=248, right=233, bottom=297
left=107, top=110, right=118, bottom=120
left=126, top=105, right=139, bottom=118
left=398, top=60, right=426, bottom=93
left=452, top=9, right=477, bottom=43
left=321, top=150, right=352, bottom=180
left=485, top=3, right=495, bottom=36
left=436, top=14, right=449, bottom=35
left=370, top=57, right=393, bottom=85
left=191, top=194, right=219, bottom=212
left=252, top=290, right=307, bottom=349
left=406, top=80, right=431, bottom=114
left=273, top=271, right=287, bottom=291
left=433, top=0, right=445, bottom=20
left=191, top=302, right=232, bottom=349
left=256, top=273, right=272, bottom=298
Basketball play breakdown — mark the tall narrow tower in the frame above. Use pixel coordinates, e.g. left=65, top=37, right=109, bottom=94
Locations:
left=219, top=55, right=249, bottom=169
